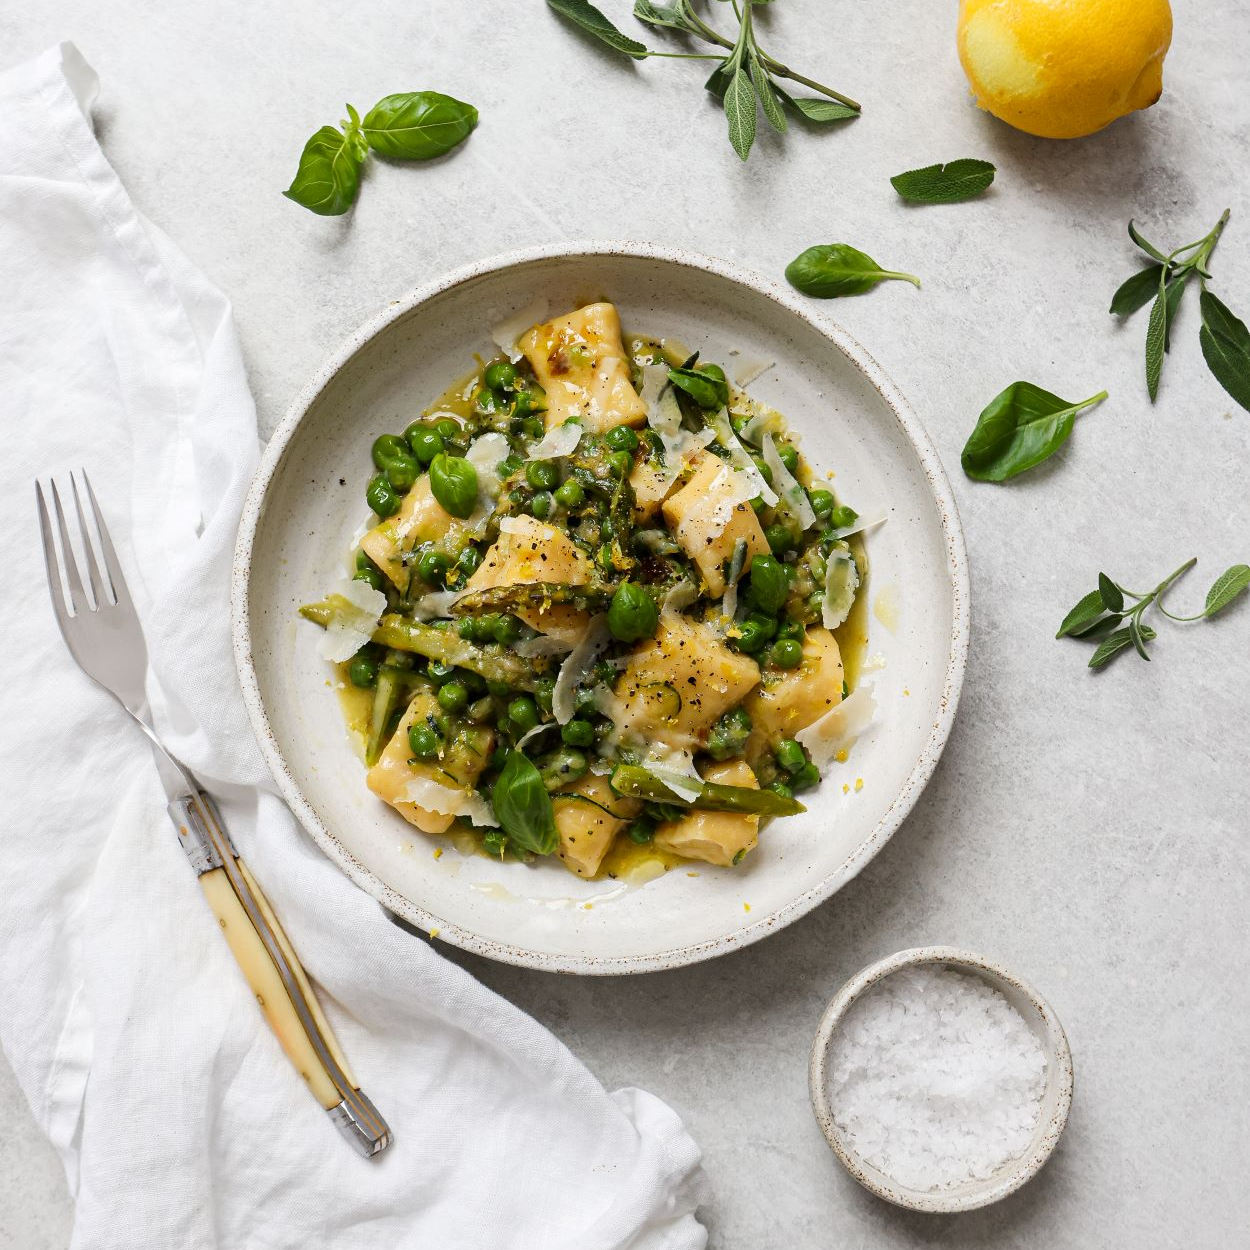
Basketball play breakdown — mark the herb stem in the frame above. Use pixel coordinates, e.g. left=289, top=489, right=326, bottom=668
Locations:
left=881, top=270, right=922, bottom=288
left=1152, top=557, right=1202, bottom=619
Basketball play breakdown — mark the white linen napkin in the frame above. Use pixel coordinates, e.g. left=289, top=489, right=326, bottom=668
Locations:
left=0, top=42, right=704, bottom=1250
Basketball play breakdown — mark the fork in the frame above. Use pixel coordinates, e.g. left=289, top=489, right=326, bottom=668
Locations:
left=36, top=471, right=392, bottom=1157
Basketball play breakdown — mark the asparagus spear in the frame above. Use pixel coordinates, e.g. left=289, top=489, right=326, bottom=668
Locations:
left=450, top=582, right=613, bottom=617
left=610, top=764, right=806, bottom=816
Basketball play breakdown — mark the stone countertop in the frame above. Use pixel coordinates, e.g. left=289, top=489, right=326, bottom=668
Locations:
left=2, top=2, right=1248, bottom=1246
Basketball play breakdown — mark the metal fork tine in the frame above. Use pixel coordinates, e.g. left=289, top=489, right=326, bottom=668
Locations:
left=49, top=479, right=87, bottom=616
left=70, top=473, right=111, bottom=607
left=35, top=482, right=73, bottom=629
left=81, top=470, right=135, bottom=613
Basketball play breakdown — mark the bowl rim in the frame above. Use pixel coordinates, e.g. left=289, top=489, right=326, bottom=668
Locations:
left=230, top=240, right=971, bottom=975
left=808, top=945, right=1075, bottom=1213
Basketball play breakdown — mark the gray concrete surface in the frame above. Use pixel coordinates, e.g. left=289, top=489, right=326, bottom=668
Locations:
left=2, top=1, right=1248, bottom=1246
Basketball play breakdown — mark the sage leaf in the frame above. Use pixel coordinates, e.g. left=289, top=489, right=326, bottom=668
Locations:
left=1163, top=272, right=1189, bottom=351
left=1145, top=287, right=1167, bottom=400
left=1205, top=564, right=1250, bottom=616
left=724, top=67, right=758, bottom=162
left=961, top=382, right=1107, bottom=483
left=362, top=92, right=478, bottom=160
left=1110, top=264, right=1164, bottom=316
left=889, top=158, right=996, bottom=205
left=704, top=61, right=732, bottom=100
left=749, top=56, right=787, bottom=134
left=1057, top=589, right=1108, bottom=638
left=632, top=0, right=688, bottom=29
left=493, top=751, right=557, bottom=856
left=785, top=244, right=920, bottom=299
left=1128, top=219, right=1168, bottom=262
left=1089, top=624, right=1155, bottom=669
left=546, top=0, right=649, bottom=59
left=1129, top=616, right=1151, bottom=660
left=283, top=126, right=363, bottom=216
left=1198, top=290, right=1250, bottom=413
left=784, top=95, right=858, bottom=122
left=1073, top=613, right=1126, bottom=640
left=1098, top=573, right=1124, bottom=613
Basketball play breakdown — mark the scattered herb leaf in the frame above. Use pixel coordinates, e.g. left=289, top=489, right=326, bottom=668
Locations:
left=546, top=0, right=649, bottom=57
left=1109, top=264, right=1165, bottom=316
left=785, top=244, right=919, bottom=299
left=890, top=158, right=996, bottom=205
left=1198, top=290, right=1250, bottom=412
left=960, top=382, right=1107, bottom=482
left=283, top=125, right=364, bottom=216
left=1205, top=564, right=1250, bottom=615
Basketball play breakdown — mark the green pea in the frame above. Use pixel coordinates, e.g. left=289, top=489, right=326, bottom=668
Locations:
left=747, top=610, right=778, bottom=639
left=605, top=425, right=639, bottom=452
left=707, top=706, right=753, bottom=761
left=792, top=762, right=821, bottom=792
left=534, top=677, right=556, bottom=715
left=809, top=488, right=835, bottom=519
left=530, top=490, right=554, bottom=520
left=829, top=505, right=859, bottom=530
left=626, top=817, right=656, bottom=845
left=456, top=546, right=482, bottom=577
left=526, top=459, right=559, bottom=491
left=437, top=680, right=468, bottom=713
left=539, top=748, right=588, bottom=788
left=752, top=455, right=773, bottom=486
left=417, top=550, right=450, bottom=586
left=507, top=696, right=540, bottom=733
left=492, top=615, right=522, bottom=645
left=427, top=659, right=455, bottom=685
left=486, top=677, right=512, bottom=698
left=434, top=418, right=461, bottom=441
left=749, top=495, right=766, bottom=514
left=606, top=449, right=633, bottom=478
left=348, top=653, right=379, bottom=688
left=555, top=478, right=584, bottom=507
left=457, top=619, right=478, bottom=641
left=608, top=582, right=659, bottom=642
left=513, top=387, right=548, bottom=418
left=561, top=718, right=594, bottom=747
left=770, top=638, right=803, bottom=669
left=408, top=428, right=445, bottom=465
left=383, top=452, right=418, bottom=492
left=408, top=722, right=440, bottom=759
left=371, top=434, right=409, bottom=469
left=774, top=738, right=806, bottom=775
left=475, top=388, right=502, bottom=415
left=776, top=619, right=804, bottom=642
left=748, top=555, right=789, bottom=614
left=522, top=416, right=545, bottom=440
left=733, top=617, right=771, bottom=654
left=765, top=522, right=795, bottom=555
left=429, top=453, right=479, bottom=519
left=353, top=565, right=384, bottom=593
left=366, top=474, right=400, bottom=518
left=498, top=453, right=523, bottom=479
left=484, top=360, right=518, bottom=391
left=778, top=443, right=800, bottom=474
left=770, top=780, right=794, bottom=800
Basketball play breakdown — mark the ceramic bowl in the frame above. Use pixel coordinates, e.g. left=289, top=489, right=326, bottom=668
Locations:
left=231, top=242, right=969, bottom=974
left=809, top=946, right=1074, bottom=1212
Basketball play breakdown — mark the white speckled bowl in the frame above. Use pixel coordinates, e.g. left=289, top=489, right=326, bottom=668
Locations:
left=809, top=946, right=1074, bottom=1212
left=231, top=243, right=969, bottom=974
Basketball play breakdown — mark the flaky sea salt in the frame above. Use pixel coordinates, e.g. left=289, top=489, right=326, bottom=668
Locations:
left=828, top=966, right=1046, bottom=1191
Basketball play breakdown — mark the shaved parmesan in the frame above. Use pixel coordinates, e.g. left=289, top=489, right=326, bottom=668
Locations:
left=709, top=408, right=777, bottom=506
left=762, top=433, right=816, bottom=532
left=796, top=684, right=877, bottom=768
left=832, top=510, right=888, bottom=541
left=661, top=580, right=699, bottom=617
left=822, top=544, right=861, bottom=630
left=722, top=580, right=739, bottom=622
left=399, top=774, right=498, bottom=827
left=639, top=363, right=669, bottom=411
left=552, top=615, right=611, bottom=724
left=491, top=298, right=548, bottom=362
left=409, top=589, right=461, bottom=622
left=739, top=406, right=784, bottom=446
left=319, top=579, right=386, bottom=662
left=526, top=419, right=583, bottom=460
left=643, top=745, right=704, bottom=803
left=464, top=432, right=511, bottom=533
left=733, top=357, right=774, bottom=388
left=514, top=722, right=558, bottom=752
left=516, top=633, right=576, bottom=658
left=646, top=382, right=717, bottom=486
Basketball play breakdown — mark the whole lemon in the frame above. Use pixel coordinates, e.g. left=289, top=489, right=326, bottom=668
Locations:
left=957, top=0, right=1173, bottom=139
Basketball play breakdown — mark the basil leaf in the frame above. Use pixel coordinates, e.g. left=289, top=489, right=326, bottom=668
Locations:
left=1145, top=287, right=1167, bottom=400
left=961, top=382, right=1107, bottom=482
left=668, top=365, right=729, bottom=410
left=361, top=92, right=478, bottom=161
left=1056, top=589, right=1108, bottom=638
left=283, top=126, right=363, bottom=216
left=889, top=158, right=996, bottom=205
left=492, top=751, right=557, bottom=856
left=1098, top=573, right=1124, bottom=613
left=724, top=67, right=758, bottom=162
left=749, top=57, right=787, bottom=134
left=1128, top=220, right=1168, bottom=263
left=1198, top=290, right=1250, bottom=413
left=785, top=244, right=920, bottom=298
left=1110, top=265, right=1165, bottom=317
left=1205, top=564, right=1250, bottom=616
left=546, top=0, right=649, bottom=59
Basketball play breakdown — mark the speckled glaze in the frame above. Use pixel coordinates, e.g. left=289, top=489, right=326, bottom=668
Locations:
left=809, top=946, right=1075, bottom=1213
left=230, top=242, right=970, bottom=974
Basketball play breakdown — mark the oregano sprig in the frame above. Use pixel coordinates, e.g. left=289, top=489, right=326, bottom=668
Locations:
left=546, top=0, right=860, bottom=162
left=284, top=91, right=478, bottom=216
left=1057, top=559, right=1250, bottom=669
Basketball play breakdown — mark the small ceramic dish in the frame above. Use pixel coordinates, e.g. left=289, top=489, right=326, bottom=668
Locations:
left=809, top=946, right=1074, bottom=1213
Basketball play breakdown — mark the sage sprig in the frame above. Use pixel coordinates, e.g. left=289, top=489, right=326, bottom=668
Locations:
left=1057, top=559, right=1250, bottom=669
left=890, top=159, right=996, bottom=205
left=547, top=0, right=860, bottom=162
left=284, top=91, right=478, bottom=216
left=961, top=383, right=1106, bottom=482
left=1110, top=209, right=1250, bottom=409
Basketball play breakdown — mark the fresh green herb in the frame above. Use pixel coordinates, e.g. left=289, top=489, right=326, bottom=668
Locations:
left=429, top=453, right=479, bottom=518
left=890, top=159, right=996, bottom=205
left=1057, top=559, right=1250, bottom=669
left=785, top=244, right=919, bottom=299
left=284, top=91, right=477, bottom=216
left=546, top=0, right=860, bottom=162
left=961, top=383, right=1107, bottom=482
left=1110, top=210, right=1235, bottom=402
left=668, top=364, right=729, bottom=409
left=493, top=750, right=558, bottom=855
